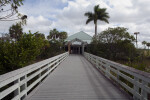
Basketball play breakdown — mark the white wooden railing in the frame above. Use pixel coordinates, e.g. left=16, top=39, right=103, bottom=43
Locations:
left=84, top=52, right=150, bottom=100
left=0, top=52, right=69, bottom=100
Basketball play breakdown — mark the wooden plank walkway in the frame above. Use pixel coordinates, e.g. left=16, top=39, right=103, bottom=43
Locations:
left=27, top=55, right=129, bottom=100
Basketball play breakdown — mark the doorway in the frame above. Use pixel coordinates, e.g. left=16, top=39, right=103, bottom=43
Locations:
left=71, top=46, right=81, bottom=54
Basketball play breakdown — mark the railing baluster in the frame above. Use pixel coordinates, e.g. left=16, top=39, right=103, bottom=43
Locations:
left=133, top=77, right=139, bottom=100
left=14, top=79, right=20, bottom=99
left=117, top=70, right=121, bottom=84
left=25, top=75, right=27, bottom=97
left=83, top=52, right=150, bottom=100
left=141, top=81, right=148, bottom=100
left=96, top=57, right=99, bottom=68
left=39, top=67, right=42, bottom=84
left=105, top=64, right=110, bottom=79
left=0, top=52, right=69, bottom=100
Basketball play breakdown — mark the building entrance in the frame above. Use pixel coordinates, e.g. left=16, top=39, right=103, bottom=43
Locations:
left=71, top=46, right=81, bottom=54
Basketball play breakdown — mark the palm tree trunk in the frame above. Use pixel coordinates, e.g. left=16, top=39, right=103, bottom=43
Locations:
left=95, top=21, right=97, bottom=37
left=148, top=47, right=150, bottom=56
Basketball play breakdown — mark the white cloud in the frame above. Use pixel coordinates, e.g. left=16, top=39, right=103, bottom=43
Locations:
left=23, top=16, right=52, bottom=35
left=51, top=0, right=109, bottom=36
left=61, top=0, right=68, bottom=3
left=1, top=0, right=150, bottom=46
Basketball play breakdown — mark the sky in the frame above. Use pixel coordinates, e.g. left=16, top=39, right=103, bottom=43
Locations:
left=0, top=0, right=150, bottom=47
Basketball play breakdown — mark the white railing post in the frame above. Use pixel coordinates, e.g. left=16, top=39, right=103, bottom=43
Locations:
left=39, top=68, right=42, bottom=84
left=105, top=64, right=110, bottom=79
left=14, top=78, right=20, bottom=100
left=25, top=75, right=27, bottom=97
left=88, top=53, right=90, bottom=61
left=83, top=52, right=150, bottom=100
left=141, top=81, right=148, bottom=100
left=96, top=57, right=99, bottom=68
left=0, top=52, right=69, bottom=100
left=133, top=77, right=139, bottom=100
left=14, top=78, right=20, bottom=97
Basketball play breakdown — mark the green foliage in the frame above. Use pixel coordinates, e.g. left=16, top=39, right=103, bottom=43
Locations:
left=46, top=29, right=68, bottom=56
left=142, top=41, right=147, bottom=49
left=87, top=27, right=136, bottom=61
left=59, top=31, right=68, bottom=41
left=124, top=58, right=147, bottom=71
left=38, top=40, right=64, bottom=59
left=86, top=27, right=150, bottom=72
left=0, top=26, right=68, bottom=75
left=18, top=31, right=46, bottom=62
left=0, top=0, right=25, bottom=21
left=146, top=42, right=150, bottom=56
left=0, top=27, right=68, bottom=75
left=47, top=28, right=59, bottom=40
left=0, top=0, right=24, bottom=7
left=34, top=32, right=45, bottom=39
left=47, top=29, right=68, bottom=42
left=97, top=27, right=135, bottom=43
left=9, top=23, right=23, bottom=41
left=0, top=31, right=46, bottom=74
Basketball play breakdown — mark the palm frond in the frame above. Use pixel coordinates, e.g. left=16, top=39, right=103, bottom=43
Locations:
left=84, top=12, right=93, bottom=17
left=85, top=12, right=94, bottom=24
left=100, top=17, right=109, bottom=23
left=86, top=18, right=93, bottom=24
left=94, top=5, right=99, bottom=13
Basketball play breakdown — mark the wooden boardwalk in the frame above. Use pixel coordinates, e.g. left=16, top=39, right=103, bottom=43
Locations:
left=27, top=55, right=129, bottom=100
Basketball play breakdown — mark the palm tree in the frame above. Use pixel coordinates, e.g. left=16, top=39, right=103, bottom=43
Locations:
left=84, top=5, right=109, bottom=36
left=146, top=43, right=150, bottom=56
left=47, top=29, right=59, bottom=40
left=142, top=41, right=147, bottom=49
left=59, top=32, right=68, bottom=41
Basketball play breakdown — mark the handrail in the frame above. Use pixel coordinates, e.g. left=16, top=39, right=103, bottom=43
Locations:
left=84, top=52, right=150, bottom=100
left=0, top=52, right=69, bottom=100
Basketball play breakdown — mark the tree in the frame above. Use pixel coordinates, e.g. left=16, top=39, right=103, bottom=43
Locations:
left=0, top=31, right=46, bottom=74
left=47, top=29, right=68, bottom=41
left=0, top=0, right=27, bottom=21
left=0, top=33, right=10, bottom=41
left=9, top=23, right=23, bottom=41
left=98, top=27, right=135, bottom=43
left=59, top=31, right=67, bottom=41
left=88, top=27, right=136, bottom=61
left=47, top=28, right=59, bottom=40
left=34, top=32, right=45, bottom=39
left=84, top=5, right=109, bottom=36
left=146, top=43, right=150, bottom=56
left=142, top=41, right=147, bottom=49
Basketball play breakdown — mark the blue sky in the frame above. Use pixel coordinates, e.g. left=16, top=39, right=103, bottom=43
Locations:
left=1, top=0, right=150, bottom=47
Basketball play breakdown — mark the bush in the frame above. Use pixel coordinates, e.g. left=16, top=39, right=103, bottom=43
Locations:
left=0, top=32, right=46, bottom=74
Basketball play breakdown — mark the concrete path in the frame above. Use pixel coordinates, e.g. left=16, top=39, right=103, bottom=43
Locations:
left=28, top=55, right=129, bottom=100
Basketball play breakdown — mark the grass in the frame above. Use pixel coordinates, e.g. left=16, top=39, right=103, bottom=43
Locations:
left=143, top=58, right=150, bottom=72
left=117, top=57, right=150, bottom=73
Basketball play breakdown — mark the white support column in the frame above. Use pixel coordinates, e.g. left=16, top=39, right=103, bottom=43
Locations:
left=78, top=46, right=80, bottom=54
left=82, top=45, right=85, bottom=55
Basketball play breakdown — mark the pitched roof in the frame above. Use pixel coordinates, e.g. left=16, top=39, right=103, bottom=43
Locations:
left=66, top=31, right=92, bottom=44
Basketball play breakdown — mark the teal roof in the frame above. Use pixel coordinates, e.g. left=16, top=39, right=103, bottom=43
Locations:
left=66, top=31, right=92, bottom=44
